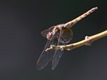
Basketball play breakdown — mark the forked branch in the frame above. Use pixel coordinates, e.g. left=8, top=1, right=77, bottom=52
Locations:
left=47, top=30, right=107, bottom=51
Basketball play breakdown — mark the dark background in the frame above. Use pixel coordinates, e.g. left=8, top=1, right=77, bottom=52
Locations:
left=0, top=0, right=107, bottom=80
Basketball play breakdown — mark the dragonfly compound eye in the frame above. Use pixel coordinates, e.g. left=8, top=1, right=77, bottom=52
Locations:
left=47, top=32, right=53, bottom=40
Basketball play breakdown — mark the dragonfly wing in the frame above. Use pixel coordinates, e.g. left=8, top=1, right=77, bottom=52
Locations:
left=37, top=35, right=55, bottom=70
left=59, top=27, right=73, bottom=44
left=52, top=49, right=64, bottom=70
left=52, top=29, right=64, bottom=70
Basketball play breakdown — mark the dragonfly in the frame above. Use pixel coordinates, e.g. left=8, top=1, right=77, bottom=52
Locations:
left=37, top=7, right=98, bottom=70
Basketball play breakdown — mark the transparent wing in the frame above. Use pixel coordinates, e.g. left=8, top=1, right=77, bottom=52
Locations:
left=52, top=29, right=64, bottom=70
left=59, top=27, right=73, bottom=44
left=37, top=35, right=55, bottom=70
left=52, top=48, right=64, bottom=70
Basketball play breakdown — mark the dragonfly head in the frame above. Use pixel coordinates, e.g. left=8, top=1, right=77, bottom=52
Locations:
left=47, top=32, right=53, bottom=40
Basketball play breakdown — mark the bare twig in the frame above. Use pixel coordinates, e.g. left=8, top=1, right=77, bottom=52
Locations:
left=65, top=7, right=98, bottom=28
left=47, top=30, right=107, bottom=51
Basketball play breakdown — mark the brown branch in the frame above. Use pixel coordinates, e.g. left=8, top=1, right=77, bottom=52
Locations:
left=47, top=30, right=107, bottom=51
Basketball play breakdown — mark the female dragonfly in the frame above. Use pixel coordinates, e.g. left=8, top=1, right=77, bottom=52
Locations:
left=37, top=7, right=98, bottom=70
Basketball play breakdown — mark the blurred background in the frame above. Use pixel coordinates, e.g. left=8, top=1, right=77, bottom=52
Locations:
left=0, top=0, right=107, bottom=80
